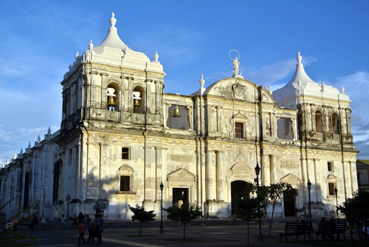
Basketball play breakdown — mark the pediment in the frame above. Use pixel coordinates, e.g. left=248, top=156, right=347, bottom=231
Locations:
left=232, top=111, right=248, bottom=119
left=230, top=163, right=253, bottom=171
left=205, top=77, right=257, bottom=102
left=118, top=164, right=133, bottom=173
left=280, top=173, right=302, bottom=185
left=167, top=168, right=196, bottom=180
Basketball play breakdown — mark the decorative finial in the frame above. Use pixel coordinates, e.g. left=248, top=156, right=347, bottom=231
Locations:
left=28, top=142, right=31, bottom=148
left=48, top=126, right=51, bottom=135
left=88, top=40, right=94, bottom=50
left=110, top=12, right=117, bottom=27
left=75, top=51, right=79, bottom=60
left=297, top=51, right=302, bottom=64
left=341, top=85, right=345, bottom=94
left=14, top=153, right=17, bottom=159
left=199, top=74, right=205, bottom=88
left=268, top=86, right=272, bottom=94
left=321, top=81, right=325, bottom=92
left=69, top=63, right=72, bottom=69
left=20, top=148, right=23, bottom=154
left=154, top=51, right=159, bottom=62
left=37, top=135, right=40, bottom=142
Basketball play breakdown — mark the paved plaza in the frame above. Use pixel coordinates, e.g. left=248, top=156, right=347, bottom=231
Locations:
left=17, top=222, right=315, bottom=247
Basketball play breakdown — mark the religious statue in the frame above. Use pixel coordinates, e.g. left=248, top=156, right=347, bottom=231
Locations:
left=233, top=57, right=240, bottom=76
left=229, top=50, right=243, bottom=77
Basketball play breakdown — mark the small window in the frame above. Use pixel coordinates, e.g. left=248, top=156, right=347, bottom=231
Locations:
left=328, top=183, right=335, bottom=195
left=122, top=148, right=129, bottom=159
left=327, top=162, right=333, bottom=171
left=235, top=122, right=243, bottom=138
left=120, top=176, right=130, bottom=191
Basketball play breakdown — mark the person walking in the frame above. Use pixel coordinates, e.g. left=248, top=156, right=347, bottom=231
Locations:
left=98, top=214, right=104, bottom=244
left=86, top=217, right=95, bottom=244
left=77, top=220, right=86, bottom=245
left=60, top=214, right=66, bottom=233
left=93, top=214, right=100, bottom=245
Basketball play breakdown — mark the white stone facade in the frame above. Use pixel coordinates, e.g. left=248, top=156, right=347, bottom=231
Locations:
left=0, top=13, right=358, bottom=221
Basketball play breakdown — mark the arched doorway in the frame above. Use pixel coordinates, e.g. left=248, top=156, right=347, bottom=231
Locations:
left=231, top=180, right=248, bottom=215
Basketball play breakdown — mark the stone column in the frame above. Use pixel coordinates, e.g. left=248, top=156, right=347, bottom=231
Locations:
left=155, top=147, right=167, bottom=201
left=216, top=151, right=224, bottom=201
left=144, top=146, right=155, bottom=203
left=270, top=155, right=277, bottom=184
left=206, top=150, right=216, bottom=201
left=100, top=73, right=107, bottom=110
left=301, top=158, right=307, bottom=207
left=261, top=154, right=270, bottom=186
left=346, top=109, right=352, bottom=135
left=164, top=103, right=171, bottom=128
left=127, top=77, right=133, bottom=113
left=146, top=79, right=152, bottom=114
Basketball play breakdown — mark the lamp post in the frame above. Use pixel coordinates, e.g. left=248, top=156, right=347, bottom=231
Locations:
left=66, top=195, right=71, bottom=219
left=255, top=162, right=264, bottom=242
left=334, top=187, right=339, bottom=222
left=307, top=180, right=313, bottom=244
left=159, top=182, right=164, bottom=234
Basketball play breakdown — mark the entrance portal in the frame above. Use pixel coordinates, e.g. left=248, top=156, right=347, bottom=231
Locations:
left=172, top=188, right=188, bottom=207
left=283, top=190, right=296, bottom=216
left=231, top=181, right=248, bottom=215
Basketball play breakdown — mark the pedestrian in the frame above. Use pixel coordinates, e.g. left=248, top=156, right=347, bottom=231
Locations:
left=60, top=214, right=66, bottom=233
left=86, top=215, right=91, bottom=228
left=77, top=220, right=86, bottom=245
left=86, top=217, right=95, bottom=244
left=232, top=214, right=237, bottom=225
left=98, top=214, right=104, bottom=244
left=95, top=205, right=101, bottom=214
left=93, top=214, right=101, bottom=245
left=10, top=218, right=18, bottom=231
left=30, top=217, right=35, bottom=231
left=79, top=212, right=85, bottom=225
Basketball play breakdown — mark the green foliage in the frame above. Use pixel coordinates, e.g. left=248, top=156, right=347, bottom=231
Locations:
left=128, top=204, right=156, bottom=236
left=164, top=202, right=202, bottom=241
left=234, top=195, right=262, bottom=222
left=339, top=189, right=369, bottom=226
left=0, top=199, right=37, bottom=246
left=234, top=184, right=263, bottom=247
left=261, top=182, right=297, bottom=237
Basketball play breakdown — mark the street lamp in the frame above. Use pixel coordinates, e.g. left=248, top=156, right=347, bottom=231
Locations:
left=159, top=182, right=164, bottom=234
left=307, top=180, right=313, bottom=244
left=255, top=162, right=264, bottom=242
left=66, top=195, right=71, bottom=219
left=334, top=187, right=339, bottom=222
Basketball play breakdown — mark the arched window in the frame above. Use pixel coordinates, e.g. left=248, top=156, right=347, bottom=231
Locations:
left=315, top=110, right=322, bottom=132
left=107, top=83, right=119, bottom=111
left=133, top=86, right=145, bottom=114
left=332, top=113, right=339, bottom=134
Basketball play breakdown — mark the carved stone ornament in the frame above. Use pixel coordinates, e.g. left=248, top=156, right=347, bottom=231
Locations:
left=167, top=168, right=196, bottom=182
left=232, top=82, right=245, bottom=100
left=279, top=173, right=302, bottom=185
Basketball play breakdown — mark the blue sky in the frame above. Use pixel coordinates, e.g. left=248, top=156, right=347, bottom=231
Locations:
left=0, top=0, right=368, bottom=164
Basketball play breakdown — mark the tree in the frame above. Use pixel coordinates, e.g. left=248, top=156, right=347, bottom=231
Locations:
left=234, top=185, right=263, bottom=247
left=128, top=204, right=156, bottom=236
left=0, top=199, right=37, bottom=246
left=163, top=202, right=202, bottom=241
left=339, top=189, right=369, bottom=246
left=259, top=182, right=297, bottom=238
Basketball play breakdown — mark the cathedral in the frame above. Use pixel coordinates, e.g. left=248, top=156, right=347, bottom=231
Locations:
left=0, top=13, right=358, bottom=221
